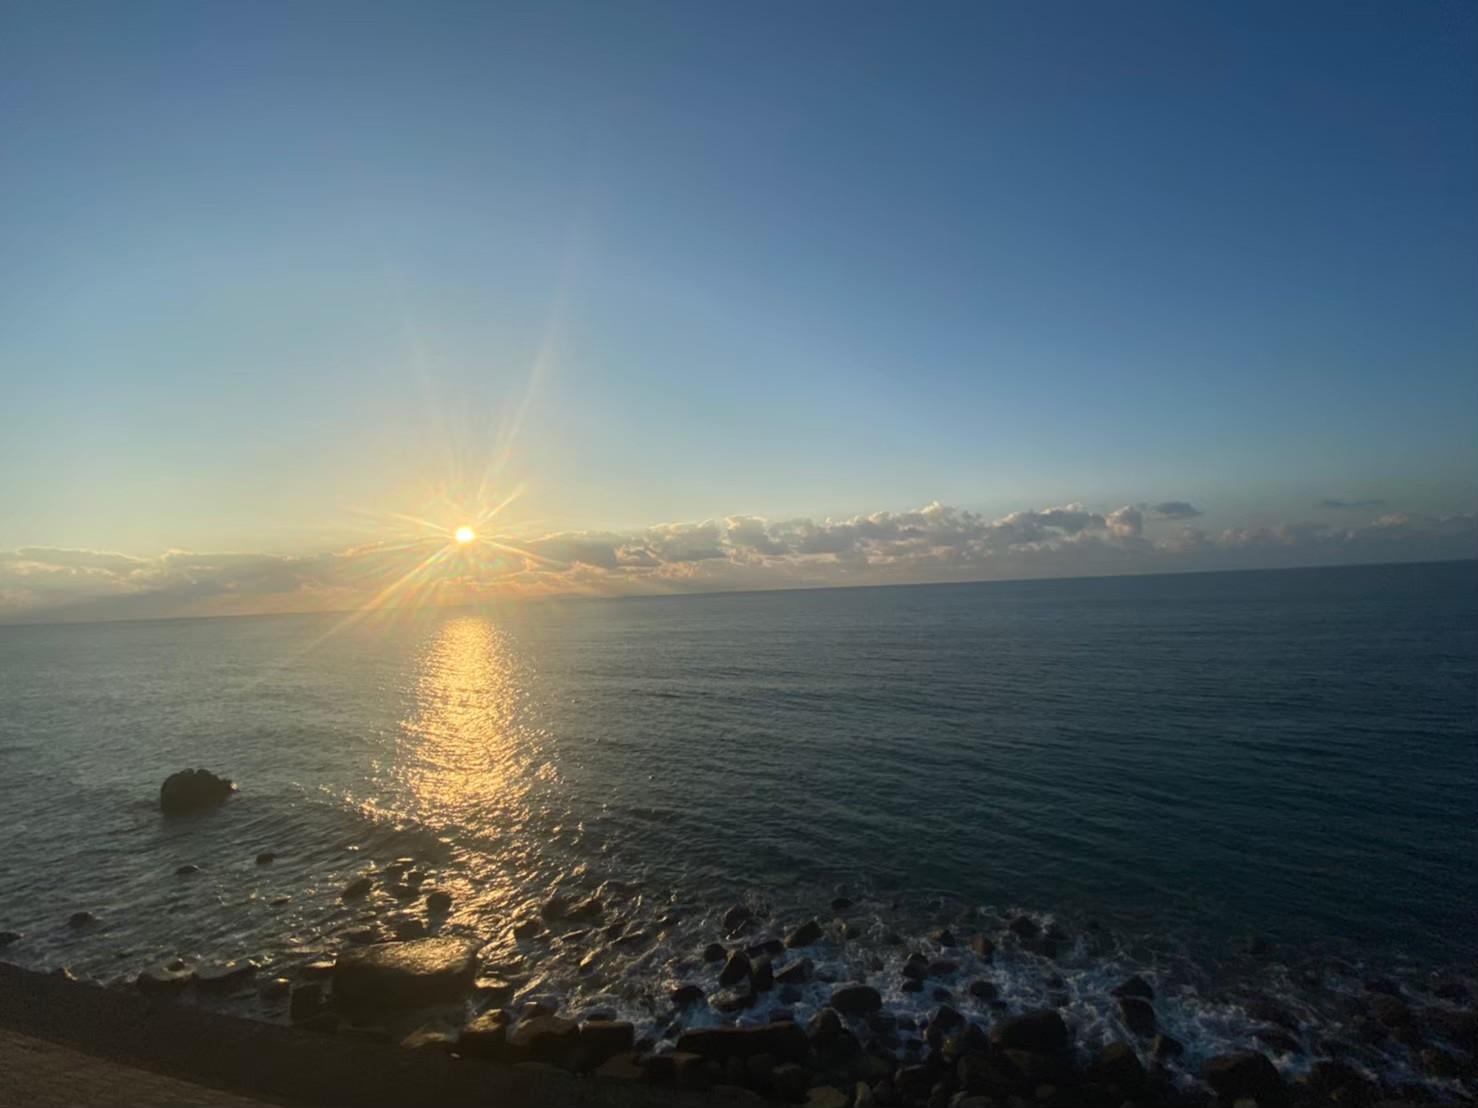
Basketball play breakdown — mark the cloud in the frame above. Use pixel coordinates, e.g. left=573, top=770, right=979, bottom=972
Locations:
left=0, top=498, right=1471, bottom=623
left=1319, top=498, right=1387, bottom=509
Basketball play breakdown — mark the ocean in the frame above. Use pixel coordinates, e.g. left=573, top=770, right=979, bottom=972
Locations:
left=1, top=560, right=1473, bottom=1091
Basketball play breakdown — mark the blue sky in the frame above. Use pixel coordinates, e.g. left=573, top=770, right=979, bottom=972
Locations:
left=0, top=2, right=1473, bottom=617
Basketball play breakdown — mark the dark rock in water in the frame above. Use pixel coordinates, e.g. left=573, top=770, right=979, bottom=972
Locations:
left=538, top=895, right=566, bottom=920
left=989, top=1010, right=1068, bottom=1055
left=174, top=863, right=200, bottom=876
left=930, top=987, right=951, bottom=1002
left=703, top=942, right=727, bottom=963
left=391, top=917, right=428, bottom=941
left=67, top=911, right=95, bottom=928
left=751, top=956, right=775, bottom=992
left=269, top=895, right=290, bottom=906
left=426, top=890, right=452, bottom=914
left=902, top=952, right=928, bottom=980
left=900, top=977, right=923, bottom=993
left=748, top=937, right=785, bottom=958
left=510, top=1015, right=580, bottom=1064
left=1150, top=1032, right=1184, bottom=1061
left=829, top=984, right=882, bottom=1016
left=255, top=852, right=275, bottom=865
left=159, top=769, right=235, bottom=816
left=194, top=961, right=256, bottom=992
left=259, top=976, right=291, bottom=999
left=676, top=1021, right=810, bottom=1063
left=967, top=979, right=997, bottom=1001
left=0, top=930, right=20, bottom=947
left=1367, top=993, right=1411, bottom=1028
left=458, top=1009, right=512, bottom=1060
left=136, top=964, right=192, bottom=994
left=719, top=950, right=751, bottom=987
left=671, top=984, right=705, bottom=1007
left=1118, top=996, right=1157, bottom=1036
left=579, top=1020, right=634, bottom=1065
left=1007, top=915, right=1039, bottom=939
left=1093, top=1041, right=1146, bottom=1092
left=772, top=1061, right=812, bottom=1101
left=289, top=983, right=325, bottom=1023
left=883, top=931, right=904, bottom=946
left=1246, top=995, right=1300, bottom=1031
left=933, top=929, right=956, bottom=947
left=512, top=918, right=543, bottom=940
left=722, top=904, right=754, bottom=933
left=1254, top=1029, right=1302, bottom=1055
left=1432, top=978, right=1470, bottom=1002
left=1203, top=1050, right=1283, bottom=1102
left=929, top=1004, right=964, bottom=1031
left=926, top=959, right=957, bottom=977
left=710, top=988, right=756, bottom=1014
left=566, top=896, right=602, bottom=921
left=776, top=957, right=813, bottom=985
left=331, top=937, right=478, bottom=1009
left=830, top=896, right=852, bottom=912
left=786, top=919, right=824, bottom=948
left=1111, top=974, right=1154, bottom=1000
left=967, top=934, right=994, bottom=961
left=340, top=876, right=372, bottom=899
left=807, top=1008, right=841, bottom=1038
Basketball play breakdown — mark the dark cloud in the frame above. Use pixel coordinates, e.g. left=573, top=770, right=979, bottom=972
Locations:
left=1319, top=498, right=1387, bottom=509
left=1148, top=501, right=1203, bottom=520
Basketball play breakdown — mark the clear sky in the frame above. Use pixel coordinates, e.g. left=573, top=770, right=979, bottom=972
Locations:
left=1, top=2, right=1474, bottom=620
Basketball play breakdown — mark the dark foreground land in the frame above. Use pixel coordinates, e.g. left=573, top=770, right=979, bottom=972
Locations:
left=0, top=961, right=1450, bottom=1108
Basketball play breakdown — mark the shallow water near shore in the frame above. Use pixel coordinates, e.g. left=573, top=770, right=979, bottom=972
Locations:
left=1, top=561, right=1474, bottom=1094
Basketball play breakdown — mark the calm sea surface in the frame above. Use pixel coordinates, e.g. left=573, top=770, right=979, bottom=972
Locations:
left=1, top=560, right=1474, bottom=1081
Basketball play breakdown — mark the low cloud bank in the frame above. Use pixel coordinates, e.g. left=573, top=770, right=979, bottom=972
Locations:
left=1, top=499, right=1471, bottom=622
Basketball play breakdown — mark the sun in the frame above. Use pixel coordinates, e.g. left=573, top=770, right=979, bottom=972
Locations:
left=453, top=525, right=477, bottom=545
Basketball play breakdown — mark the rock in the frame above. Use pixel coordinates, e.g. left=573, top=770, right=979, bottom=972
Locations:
left=926, top=959, right=958, bottom=977
left=710, top=988, right=755, bottom=1014
left=259, top=976, right=291, bottom=999
left=174, top=863, right=200, bottom=876
left=341, top=876, right=372, bottom=899
left=776, top=958, right=813, bottom=985
left=400, top=1026, right=457, bottom=1052
left=645, top=1051, right=710, bottom=1089
left=580, top=1020, right=634, bottom=1065
left=594, top=1052, right=645, bottom=1080
left=194, top=961, right=256, bottom=992
left=829, top=984, right=882, bottom=1016
left=805, top=1087, right=848, bottom=1108
left=719, top=950, right=752, bottom=987
left=512, top=918, right=543, bottom=940
left=930, top=1004, right=964, bottom=1031
left=967, top=935, right=994, bottom=961
left=902, top=953, right=929, bottom=980
left=539, top=895, right=566, bottom=920
left=744, top=1052, right=775, bottom=1090
left=331, top=937, right=478, bottom=1009
left=807, top=1008, right=842, bottom=1038
left=1245, top=995, right=1299, bottom=1031
left=989, top=1010, right=1068, bottom=1055
left=751, top=956, right=775, bottom=992
left=748, top=938, right=785, bottom=958
left=1093, top=1041, right=1146, bottom=1091
left=1007, top=915, right=1039, bottom=939
left=136, top=965, right=192, bottom=993
left=159, top=769, right=235, bottom=816
left=1117, top=995, right=1156, bottom=1036
left=1254, top=1029, right=1301, bottom=1054
left=566, top=896, right=602, bottom=921
left=1203, top=1051, right=1283, bottom=1103
left=773, top=1061, right=812, bottom=1100
left=830, top=897, right=852, bottom=912
left=1367, top=993, right=1411, bottom=1028
left=255, top=852, right=275, bottom=865
left=510, top=1015, right=580, bottom=1064
left=426, top=890, right=452, bottom=914
left=67, top=911, right=95, bottom=928
left=676, top=1022, right=810, bottom=1063
left=704, top=942, right=728, bottom=962
left=787, top=919, right=824, bottom=948
left=392, top=917, right=428, bottom=941
left=672, top=984, right=705, bottom=1007
left=289, top=983, right=325, bottom=1023
left=0, top=930, right=20, bottom=947
left=1150, top=1032, right=1184, bottom=1061
left=723, top=904, right=754, bottom=933
left=966, top=979, right=997, bottom=1001
left=1112, top=975, right=1154, bottom=1000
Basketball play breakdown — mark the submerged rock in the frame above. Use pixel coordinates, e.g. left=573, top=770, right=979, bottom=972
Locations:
left=255, top=852, right=275, bottom=865
left=722, top=904, right=754, bottom=934
left=67, top=911, right=95, bottom=928
left=340, top=876, right=373, bottom=899
left=174, top=864, right=200, bottom=876
left=1118, top=995, right=1157, bottom=1036
left=829, top=984, right=882, bottom=1016
left=159, top=769, right=235, bottom=816
left=989, top=1010, right=1068, bottom=1055
left=136, top=964, right=193, bottom=994
left=426, top=890, right=452, bottom=914
left=194, top=961, right=256, bottom=992
left=331, top=936, right=478, bottom=1009
left=786, top=919, right=824, bottom=948
left=1203, top=1050, right=1283, bottom=1102
left=0, top=930, right=21, bottom=947
left=1112, top=974, right=1154, bottom=1000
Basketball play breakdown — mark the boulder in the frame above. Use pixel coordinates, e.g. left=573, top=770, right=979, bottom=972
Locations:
left=1117, top=995, right=1156, bottom=1036
left=579, top=1020, right=634, bottom=1065
left=676, top=1021, right=810, bottom=1063
left=772, top=1061, right=812, bottom=1100
left=1093, top=1041, right=1146, bottom=1092
left=1007, top=915, right=1039, bottom=939
left=703, top=942, right=727, bottom=962
left=671, top=984, right=705, bottom=1007
left=776, top=958, right=813, bottom=985
left=67, top=911, right=95, bottom=928
left=967, top=979, right=997, bottom=1001
left=723, top=905, right=754, bottom=933
left=1111, top=974, right=1154, bottom=1000
left=159, top=769, right=235, bottom=816
left=510, top=1015, right=580, bottom=1065
left=829, top=984, right=882, bottom=1016
left=255, top=852, right=275, bottom=865
left=1203, top=1050, right=1283, bottom=1103
left=289, top=983, right=325, bottom=1023
left=331, top=937, right=478, bottom=1009
left=751, top=956, right=775, bottom=992
left=989, top=1010, right=1068, bottom=1055
left=194, top=961, right=256, bottom=992
left=1150, top=1032, right=1184, bottom=1061
left=719, top=950, right=752, bottom=987
left=341, top=876, right=372, bottom=899
left=805, top=1087, right=847, bottom=1108
left=967, top=935, right=995, bottom=961
left=426, top=890, right=452, bottom=914
left=787, top=919, right=824, bottom=948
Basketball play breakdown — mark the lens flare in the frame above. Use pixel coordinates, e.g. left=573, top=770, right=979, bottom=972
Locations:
left=454, top=526, right=476, bottom=545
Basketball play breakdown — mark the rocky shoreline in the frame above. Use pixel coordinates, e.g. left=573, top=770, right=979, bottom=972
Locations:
left=4, top=855, right=1474, bottom=1108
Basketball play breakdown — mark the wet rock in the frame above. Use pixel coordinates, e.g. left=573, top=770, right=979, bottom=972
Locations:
left=704, top=941, right=728, bottom=962
left=1254, top=1029, right=1301, bottom=1054
left=594, top=1052, right=645, bottom=1080
left=1245, top=995, right=1299, bottom=1031
left=929, top=1004, right=964, bottom=1032
left=539, top=894, right=567, bottom=920
left=966, top=980, right=997, bottom=1001
left=787, top=919, right=824, bottom=948
left=392, top=917, right=428, bottom=941
left=711, top=988, right=756, bottom=1014
left=829, top=984, right=883, bottom=1016
left=1150, top=1032, right=1184, bottom=1061
left=933, top=929, right=957, bottom=947
left=808, top=1008, right=842, bottom=1038
left=671, top=984, right=705, bottom=1007
left=194, top=961, right=256, bottom=992
left=510, top=1015, right=580, bottom=1065
left=512, top=918, right=543, bottom=940
left=159, top=769, right=235, bottom=816
left=426, top=890, right=452, bottom=914
left=340, top=876, right=372, bottom=899
left=723, top=904, right=754, bottom=933
left=744, top=1051, right=776, bottom=1091
left=1093, top=1041, right=1145, bottom=1092
left=989, top=1010, right=1068, bottom=1055
left=926, top=959, right=957, bottom=977
left=300, top=959, right=335, bottom=978
left=676, top=1021, right=810, bottom=1063
left=0, top=930, right=20, bottom=947
left=805, top=1087, right=847, bottom=1108
left=776, top=957, right=813, bottom=985
left=773, top=1061, right=812, bottom=1100
left=1367, top=993, right=1411, bottom=1028
left=331, top=936, right=478, bottom=1009
left=1117, top=995, right=1156, bottom=1036
left=269, top=895, right=291, bottom=906
left=1111, top=975, right=1154, bottom=1000
left=643, top=1050, right=709, bottom=1089
left=967, top=935, right=995, bottom=961
left=579, top=1020, right=634, bottom=1065
left=67, top=911, right=95, bottom=928
left=1432, top=978, right=1470, bottom=1002
left=830, top=897, right=852, bottom=912
left=566, top=896, right=602, bottom=922
left=1203, top=1050, right=1282, bottom=1103
left=1007, top=915, right=1039, bottom=940
left=289, top=983, right=325, bottom=1023
left=900, top=977, right=924, bottom=993
left=902, top=953, right=929, bottom=980
left=255, top=852, right=275, bottom=865
left=883, top=931, right=904, bottom=946
left=175, top=863, right=200, bottom=876
left=751, top=956, right=775, bottom=992
left=136, top=964, right=193, bottom=994
left=259, top=976, right=291, bottom=999
left=719, top=950, right=752, bottom=987
left=748, top=938, right=785, bottom=958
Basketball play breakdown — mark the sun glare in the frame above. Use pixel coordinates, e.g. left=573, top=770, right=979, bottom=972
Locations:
left=454, top=525, right=477, bottom=545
